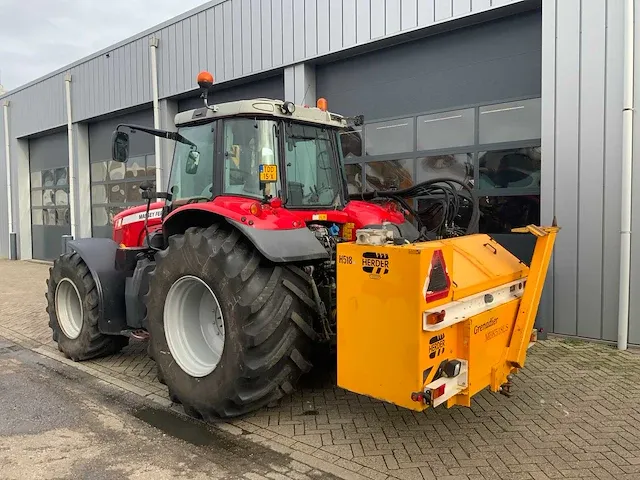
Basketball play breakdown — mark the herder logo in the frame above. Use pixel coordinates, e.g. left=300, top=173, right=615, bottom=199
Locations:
left=429, top=333, right=445, bottom=359
left=361, top=252, right=390, bottom=277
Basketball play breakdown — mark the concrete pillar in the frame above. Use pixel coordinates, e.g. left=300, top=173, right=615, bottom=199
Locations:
left=15, top=138, right=31, bottom=260
left=284, top=63, right=316, bottom=106
left=158, top=98, right=178, bottom=190
left=73, top=123, right=92, bottom=239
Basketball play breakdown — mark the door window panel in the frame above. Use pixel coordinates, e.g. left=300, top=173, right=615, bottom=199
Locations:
left=365, top=159, right=414, bottom=191
left=417, top=109, right=474, bottom=151
left=417, top=154, right=473, bottom=189
left=364, top=118, right=414, bottom=156
left=478, top=147, right=541, bottom=191
left=479, top=98, right=541, bottom=144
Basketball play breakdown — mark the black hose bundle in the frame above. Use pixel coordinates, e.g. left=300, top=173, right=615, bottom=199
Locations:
left=350, top=177, right=479, bottom=240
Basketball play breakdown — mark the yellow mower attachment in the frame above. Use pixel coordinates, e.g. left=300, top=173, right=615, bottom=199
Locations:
left=336, top=224, right=559, bottom=411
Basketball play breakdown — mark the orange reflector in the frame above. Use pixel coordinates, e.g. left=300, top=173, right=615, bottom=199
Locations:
left=317, top=97, right=328, bottom=111
left=249, top=202, right=262, bottom=216
left=425, top=310, right=446, bottom=325
left=432, top=384, right=446, bottom=400
left=197, top=71, right=214, bottom=87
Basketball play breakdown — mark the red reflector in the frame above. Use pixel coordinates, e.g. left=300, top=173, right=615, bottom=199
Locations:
left=432, top=384, right=446, bottom=400
left=425, top=249, right=451, bottom=303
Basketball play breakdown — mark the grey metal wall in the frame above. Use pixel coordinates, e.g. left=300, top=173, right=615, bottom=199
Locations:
left=317, top=10, right=541, bottom=121
left=177, top=74, right=284, bottom=112
left=29, top=131, right=71, bottom=260
left=541, top=0, right=626, bottom=342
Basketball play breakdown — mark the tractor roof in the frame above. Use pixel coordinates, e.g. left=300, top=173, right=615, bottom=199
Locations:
left=174, top=98, right=349, bottom=129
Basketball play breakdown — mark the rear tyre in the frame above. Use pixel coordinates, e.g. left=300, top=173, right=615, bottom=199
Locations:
left=145, top=224, right=318, bottom=419
left=46, top=252, right=129, bottom=361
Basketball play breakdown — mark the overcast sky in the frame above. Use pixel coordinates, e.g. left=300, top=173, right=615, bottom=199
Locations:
left=0, top=0, right=209, bottom=90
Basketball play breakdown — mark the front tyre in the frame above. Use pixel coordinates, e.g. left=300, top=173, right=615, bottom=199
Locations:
left=46, top=252, right=128, bottom=361
left=145, top=224, right=318, bottom=419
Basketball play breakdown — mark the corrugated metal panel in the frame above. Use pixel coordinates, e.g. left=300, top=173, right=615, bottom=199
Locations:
left=551, top=0, right=580, bottom=336
left=602, top=0, right=624, bottom=342
left=271, top=0, right=284, bottom=65
left=542, top=0, right=627, bottom=342
left=317, top=0, right=331, bottom=54
left=371, top=0, right=385, bottom=38
left=386, top=0, right=402, bottom=35
left=342, top=0, right=357, bottom=48
left=576, top=0, right=606, bottom=339
left=401, top=0, right=418, bottom=30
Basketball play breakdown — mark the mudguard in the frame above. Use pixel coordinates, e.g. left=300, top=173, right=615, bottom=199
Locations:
left=228, top=220, right=329, bottom=263
left=66, top=238, right=128, bottom=335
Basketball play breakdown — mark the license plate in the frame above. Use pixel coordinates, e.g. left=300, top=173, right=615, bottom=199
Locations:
left=259, top=164, right=277, bottom=182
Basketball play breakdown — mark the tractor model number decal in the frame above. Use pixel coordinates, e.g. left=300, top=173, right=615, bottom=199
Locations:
left=361, top=252, right=389, bottom=277
left=338, top=255, right=353, bottom=265
left=429, top=333, right=445, bottom=359
left=259, top=164, right=278, bottom=182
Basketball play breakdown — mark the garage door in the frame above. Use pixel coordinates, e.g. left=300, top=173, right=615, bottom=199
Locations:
left=318, top=9, right=544, bottom=326
left=89, top=109, right=155, bottom=239
left=29, top=131, right=70, bottom=261
left=178, top=75, right=284, bottom=112
left=318, top=9, right=542, bottom=244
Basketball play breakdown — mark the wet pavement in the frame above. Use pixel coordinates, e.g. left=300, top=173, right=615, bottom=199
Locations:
left=0, top=338, right=336, bottom=480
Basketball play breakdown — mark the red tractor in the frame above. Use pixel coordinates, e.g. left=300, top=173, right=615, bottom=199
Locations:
left=47, top=72, right=480, bottom=419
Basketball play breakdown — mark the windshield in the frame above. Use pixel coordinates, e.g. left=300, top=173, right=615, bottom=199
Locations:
left=167, top=123, right=215, bottom=205
left=284, top=123, right=341, bottom=207
left=222, top=118, right=280, bottom=200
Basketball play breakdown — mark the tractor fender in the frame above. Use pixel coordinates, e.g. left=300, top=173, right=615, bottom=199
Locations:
left=66, top=238, right=127, bottom=335
left=227, top=220, right=329, bottom=263
left=163, top=203, right=329, bottom=263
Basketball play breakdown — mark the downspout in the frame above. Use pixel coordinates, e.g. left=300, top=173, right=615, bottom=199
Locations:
left=64, top=73, right=77, bottom=240
left=3, top=101, right=12, bottom=235
left=618, top=0, right=635, bottom=351
left=150, top=36, right=162, bottom=192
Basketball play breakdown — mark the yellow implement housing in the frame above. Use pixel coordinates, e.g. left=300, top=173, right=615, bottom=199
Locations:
left=336, top=225, right=558, bottom=411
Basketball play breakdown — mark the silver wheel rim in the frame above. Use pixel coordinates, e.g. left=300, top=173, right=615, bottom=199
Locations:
left=55, top=278, right=83, bottom=340
left=163, top=275, right=225, bottom=378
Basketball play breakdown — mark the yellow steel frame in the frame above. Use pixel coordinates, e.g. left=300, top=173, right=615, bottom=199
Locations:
left=336, top=224, right=559, bottom=412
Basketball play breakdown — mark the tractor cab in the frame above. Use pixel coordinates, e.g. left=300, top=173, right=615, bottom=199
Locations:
left=111, top=71, right=363, bottom=221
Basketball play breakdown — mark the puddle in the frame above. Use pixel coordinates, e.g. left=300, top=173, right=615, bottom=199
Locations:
left=133, top=407, right=218, bottom=447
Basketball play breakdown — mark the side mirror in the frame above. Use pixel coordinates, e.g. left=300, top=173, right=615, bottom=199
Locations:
left=185, top=150, right=200, bottom=174
left=111, top=131, right=130, bottom=163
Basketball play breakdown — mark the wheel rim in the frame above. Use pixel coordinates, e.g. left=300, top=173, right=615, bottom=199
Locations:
left=55, top=278, right=83, bottom=340
left=163, top=275, right=226, bottom=378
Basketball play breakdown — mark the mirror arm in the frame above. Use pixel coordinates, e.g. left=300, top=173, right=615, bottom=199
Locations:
left=115, top=123, right=199, bottom=149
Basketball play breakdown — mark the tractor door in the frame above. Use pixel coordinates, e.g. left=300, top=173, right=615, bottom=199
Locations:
left=165, top=121, right=218, bottom=209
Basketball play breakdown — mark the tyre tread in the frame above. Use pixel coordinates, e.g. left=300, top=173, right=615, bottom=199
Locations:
left=146, top=223, right=318, bottom=419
